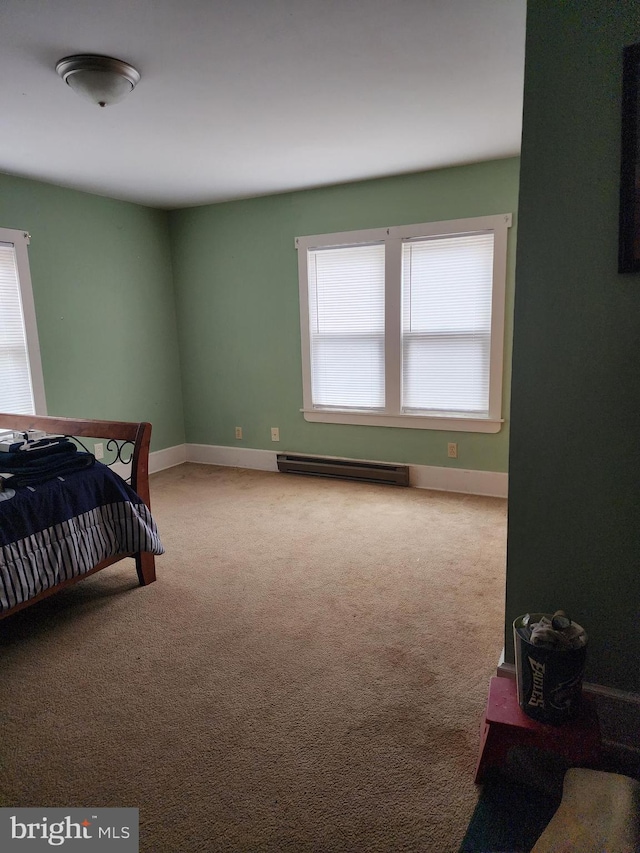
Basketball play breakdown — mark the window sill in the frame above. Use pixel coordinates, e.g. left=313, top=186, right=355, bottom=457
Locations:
left=301, top=409, right=504, bottom=433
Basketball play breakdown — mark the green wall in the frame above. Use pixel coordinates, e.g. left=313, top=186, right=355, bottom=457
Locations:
left=169, top=157, right=519, bottom=471
left=0, top=173, right=185, bottom=451
left=1, top=159, right=517, bottom=470
left=506, top=1, right=640, bottom=691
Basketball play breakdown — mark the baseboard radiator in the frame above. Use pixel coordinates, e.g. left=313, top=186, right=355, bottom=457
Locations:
left=276, top=454, right=410, bottom=486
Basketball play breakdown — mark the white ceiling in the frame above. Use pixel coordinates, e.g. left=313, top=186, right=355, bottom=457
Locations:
left=0, top=0, right=526, bottom=210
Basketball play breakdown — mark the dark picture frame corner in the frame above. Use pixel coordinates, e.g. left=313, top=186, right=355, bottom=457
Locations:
left=619, top=42, right=640, bottom=274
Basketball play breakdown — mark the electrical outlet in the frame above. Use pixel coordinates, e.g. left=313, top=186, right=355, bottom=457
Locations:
left=447, top=442, right=458, bottom=459
left=271, top=427, right=280, bottom=442
left=235, top=426, right=242, bottom=440
left=94, top=442, right=104, bottom=460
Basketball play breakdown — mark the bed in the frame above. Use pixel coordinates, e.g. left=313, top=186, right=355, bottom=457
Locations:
left=0, top=413, right=163, bottom=620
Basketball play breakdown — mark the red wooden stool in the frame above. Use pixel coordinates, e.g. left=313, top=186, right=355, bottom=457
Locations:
left=474, top=676, right=602, bottom=784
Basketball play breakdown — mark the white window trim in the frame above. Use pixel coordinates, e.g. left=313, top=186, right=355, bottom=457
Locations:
left=0, top=227, right=47, bottom=415
left=296, top=213, right=511, bottom=434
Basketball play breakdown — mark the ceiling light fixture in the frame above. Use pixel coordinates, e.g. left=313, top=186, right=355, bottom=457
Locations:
left=56, top=54, right=140, bottom=108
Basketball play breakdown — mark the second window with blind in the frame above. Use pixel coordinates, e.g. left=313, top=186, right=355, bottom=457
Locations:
left=0, top=227, right=46, bottom=416
left=296, top=214, right=511, bottom=433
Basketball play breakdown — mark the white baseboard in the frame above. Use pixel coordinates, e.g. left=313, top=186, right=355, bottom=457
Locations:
left=186, top=443, right=278, bottom=472
left=149, top=443, right=187, bottom=474
left=496, top=661, right=640, bottom=754
left=182, top=444, right=508, bottom=497
left=110, top=443, right=187, bottom=480
left=409, top=463, right=507, bottom=498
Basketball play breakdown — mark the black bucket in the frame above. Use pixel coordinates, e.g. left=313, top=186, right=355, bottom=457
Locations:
left=513, top=613, right=587, bottom=724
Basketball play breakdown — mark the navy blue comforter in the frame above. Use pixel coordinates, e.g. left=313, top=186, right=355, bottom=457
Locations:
left=0, top=462, right=164, bottom=613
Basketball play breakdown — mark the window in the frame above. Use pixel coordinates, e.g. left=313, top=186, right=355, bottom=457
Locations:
left=296, top=214, right=511, bottom=433
left=0, top=228, right=46, bottom=415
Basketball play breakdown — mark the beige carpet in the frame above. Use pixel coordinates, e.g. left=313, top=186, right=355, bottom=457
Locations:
left=0, top=463, right=507, bottom=852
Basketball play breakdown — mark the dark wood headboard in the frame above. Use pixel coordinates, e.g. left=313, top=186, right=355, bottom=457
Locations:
left=0, top=413, right=152, bottom=507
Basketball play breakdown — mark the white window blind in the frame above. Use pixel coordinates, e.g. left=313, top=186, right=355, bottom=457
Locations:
left=308, top=242, right=385, bottom=410
left=297, top=214, right=510, bottom=433
left=0, top=240, right=35, bottom=414
left=0, top=228, right=44, bottom=416
left=401, top=232, right=494, bottom=416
